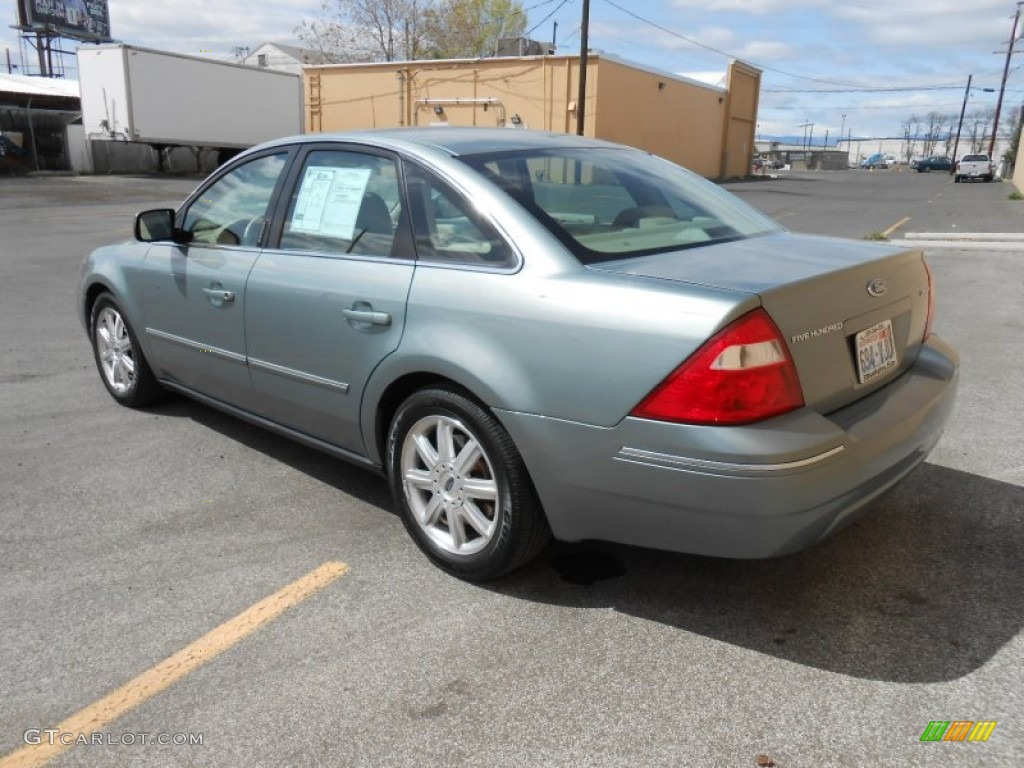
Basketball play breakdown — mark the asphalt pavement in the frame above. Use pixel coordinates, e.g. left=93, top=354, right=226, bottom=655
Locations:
left=0, top=170, right=1021, bottom=767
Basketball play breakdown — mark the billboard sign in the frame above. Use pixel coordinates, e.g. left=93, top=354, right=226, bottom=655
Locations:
left=18, top=0, right=112, bottom=43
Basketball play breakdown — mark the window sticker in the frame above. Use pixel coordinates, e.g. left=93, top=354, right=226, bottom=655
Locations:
left=289, top=166, right=373, bottom=240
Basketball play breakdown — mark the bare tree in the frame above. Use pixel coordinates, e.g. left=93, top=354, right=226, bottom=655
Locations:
left=941, top=114, right=955, bottom=155
left=921, top=111, right=950, bottom=156
left=901, top=115, right=922, bottom=162
left=297, top=0, right=424, bottom=61
left=966, top=107, right=994, bottom=154
left=298, top=0, right=526, bottom=62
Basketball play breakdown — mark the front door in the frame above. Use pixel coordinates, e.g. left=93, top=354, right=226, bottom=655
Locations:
left=139, top=151, right=290, bottom=406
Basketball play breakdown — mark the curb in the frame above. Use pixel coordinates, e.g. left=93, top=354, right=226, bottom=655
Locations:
left=904, top=232, right=1024, bottom=242
left=890, top=239, right=1024, bottom=251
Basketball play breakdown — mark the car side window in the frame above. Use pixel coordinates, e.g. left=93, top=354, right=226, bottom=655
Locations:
left=182, top=153, right=287, bottom=246
left=404, top=163, right=515, bottom=268
left=280, top=150, right=402, bottom=258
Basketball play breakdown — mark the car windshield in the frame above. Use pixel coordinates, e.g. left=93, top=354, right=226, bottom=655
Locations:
left=460, top=147, right=781, bottom=264
left=962, top=154, right=987, bottom=162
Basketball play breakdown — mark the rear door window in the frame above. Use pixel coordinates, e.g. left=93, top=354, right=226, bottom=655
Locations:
left=279, top=149, right=405, bottom=258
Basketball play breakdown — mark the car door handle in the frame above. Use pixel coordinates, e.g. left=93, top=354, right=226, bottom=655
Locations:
left=203, top=288, right=235, bottom=302
left=342, top=308, right=392, bottom=326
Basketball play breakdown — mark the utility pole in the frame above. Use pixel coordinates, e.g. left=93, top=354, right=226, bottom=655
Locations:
left=990, top=3, right=1021, bottom=158
left=951, top=74, right=972, bottom=174
left=576, top=0, right=590, bottom=135
left=799, top=122, right=812, bottom=151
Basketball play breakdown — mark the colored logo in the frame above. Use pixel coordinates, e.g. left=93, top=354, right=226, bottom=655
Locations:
left=920, top=721, right=997, bottom=742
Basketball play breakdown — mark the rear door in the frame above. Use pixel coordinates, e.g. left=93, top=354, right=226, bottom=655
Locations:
left=244, top=145, right=415, bottom=454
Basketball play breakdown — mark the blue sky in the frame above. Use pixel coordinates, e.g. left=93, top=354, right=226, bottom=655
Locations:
left=3, top=0, right=1021, bottom=142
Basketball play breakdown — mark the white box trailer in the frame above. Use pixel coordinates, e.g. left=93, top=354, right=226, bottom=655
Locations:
left=77, top=44, right=302, bottom=150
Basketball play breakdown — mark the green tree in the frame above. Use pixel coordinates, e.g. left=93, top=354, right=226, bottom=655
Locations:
left=422, top=0, right=527, bottom=59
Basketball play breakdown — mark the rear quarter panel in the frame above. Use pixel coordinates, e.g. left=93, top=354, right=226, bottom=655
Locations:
left=360, top=261, right=754, bottom=461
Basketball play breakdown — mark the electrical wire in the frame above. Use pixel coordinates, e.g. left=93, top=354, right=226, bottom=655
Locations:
left=526, top=0, right=572, bottom=38
left=597, top=0, right=1004, bottom=93
left=599, top=0, right=869, bottom=87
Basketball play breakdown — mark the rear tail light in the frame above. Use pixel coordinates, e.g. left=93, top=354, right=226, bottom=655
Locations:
left=632, top=308, right=804, bottom=426
left=922, top=257, right=936, bottom=340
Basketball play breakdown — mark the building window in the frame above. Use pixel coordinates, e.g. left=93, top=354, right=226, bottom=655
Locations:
left=257, top=54, right=268, bottom=67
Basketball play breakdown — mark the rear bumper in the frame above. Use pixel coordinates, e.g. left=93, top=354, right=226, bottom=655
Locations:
left=497, top=335, right=958, bottom=558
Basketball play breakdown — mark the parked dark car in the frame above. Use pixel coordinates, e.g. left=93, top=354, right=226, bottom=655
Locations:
left=915, top=156, right=952, bottom=173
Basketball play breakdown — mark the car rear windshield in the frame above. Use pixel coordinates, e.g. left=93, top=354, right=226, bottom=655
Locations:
left=459, top=147, right=781, bottom=264
left=962, top=154, right=988, bottom=162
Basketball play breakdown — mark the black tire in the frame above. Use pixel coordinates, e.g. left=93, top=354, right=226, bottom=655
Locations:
left=954, top=175, right=961, bottom=183
left=387, top=386, right=550, bottom=580
left=89, top=293, right=165, bottom=407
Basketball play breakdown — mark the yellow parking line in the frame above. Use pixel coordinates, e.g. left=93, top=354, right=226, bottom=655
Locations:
left=882, top=216, right=911, bottom=238
left=0, top=561, right=349, bottom=768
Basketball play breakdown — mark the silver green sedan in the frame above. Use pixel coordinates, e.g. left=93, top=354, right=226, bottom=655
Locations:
left=79, top=128, right=958, bottom=580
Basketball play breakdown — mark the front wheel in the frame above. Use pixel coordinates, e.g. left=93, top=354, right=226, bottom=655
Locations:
left=387, top=387, right=550, bottom=580
left=90, top=293, right=165, bottom=407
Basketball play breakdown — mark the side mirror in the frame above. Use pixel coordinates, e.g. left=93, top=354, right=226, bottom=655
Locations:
left=134, top=209, right=191, bottom=244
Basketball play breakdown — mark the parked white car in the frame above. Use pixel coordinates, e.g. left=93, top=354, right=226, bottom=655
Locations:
left=955, top=154, right=994, bottom=183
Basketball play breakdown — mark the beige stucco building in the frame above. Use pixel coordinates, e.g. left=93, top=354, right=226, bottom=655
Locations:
left=303, top=54, right=761, bottom=179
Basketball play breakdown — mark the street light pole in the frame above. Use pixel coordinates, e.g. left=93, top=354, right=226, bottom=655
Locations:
left=951, top=74, right=972, bottom=174
left=989, top=3, right=1021, bottom=158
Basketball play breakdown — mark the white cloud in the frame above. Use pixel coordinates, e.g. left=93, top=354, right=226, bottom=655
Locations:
left=670, top=0, right=825, bottom=14
left=110, top=0, right=323, bottom=54
left=734, top=40, right=794, bottom=61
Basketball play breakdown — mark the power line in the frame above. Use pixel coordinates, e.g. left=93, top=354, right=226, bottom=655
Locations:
left=765, top=84, right=973, bottom=94
left=597, top=0, right=993, bottom=93
left=599, top=0, right=869, bottom=87
left=526, top=0, right=572, bottom=37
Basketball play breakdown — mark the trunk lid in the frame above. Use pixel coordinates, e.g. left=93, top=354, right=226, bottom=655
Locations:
left=593, top=233, right=932, bottom=413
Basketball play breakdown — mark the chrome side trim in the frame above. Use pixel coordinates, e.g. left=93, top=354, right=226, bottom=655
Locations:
left=145, top=328, right=247, bottom=364
left=248, top=357, right=350, bottom=394
left=615, top=445, right=846, bottom=474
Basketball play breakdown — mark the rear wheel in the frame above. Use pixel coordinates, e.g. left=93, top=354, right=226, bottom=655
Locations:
left=387, top=387, right=550, bottom=580
left=90, top=293, right=164, bottom=407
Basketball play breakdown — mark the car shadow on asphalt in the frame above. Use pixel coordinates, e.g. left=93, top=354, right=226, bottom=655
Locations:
left=147, top=396, right=395, bottom=512
left=148, top=398, right=1020, bottom=685
left=494, top=462, right=1023, bottom=685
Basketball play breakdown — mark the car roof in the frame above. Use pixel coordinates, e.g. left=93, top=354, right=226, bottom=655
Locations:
left=255, top=127, right=631, bottom=158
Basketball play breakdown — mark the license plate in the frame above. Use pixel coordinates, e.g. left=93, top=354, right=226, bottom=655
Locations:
left=856, top=319, right=898, bottom=384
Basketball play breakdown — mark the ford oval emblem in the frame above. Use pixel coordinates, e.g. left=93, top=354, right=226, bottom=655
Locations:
left=867, top=278, right=887, bottom=297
